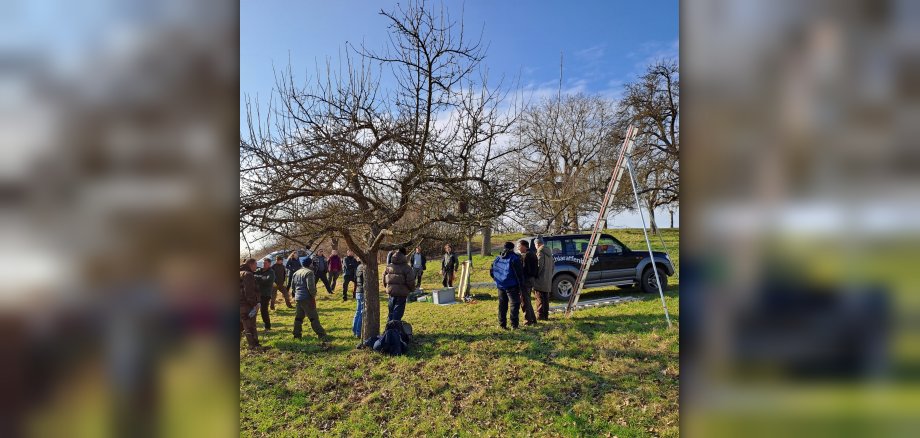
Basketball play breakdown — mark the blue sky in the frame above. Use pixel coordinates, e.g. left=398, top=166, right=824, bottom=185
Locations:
left=241, top=0, right=678, bottom=125
left=240, top=0, right=679, bottom=235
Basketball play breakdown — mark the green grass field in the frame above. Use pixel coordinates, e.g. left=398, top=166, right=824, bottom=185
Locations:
left=241, top=229, right=679, bottom=437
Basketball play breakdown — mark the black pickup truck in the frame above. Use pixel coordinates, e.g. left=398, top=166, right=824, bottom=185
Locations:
left=524, top=233, right=675, bottom=300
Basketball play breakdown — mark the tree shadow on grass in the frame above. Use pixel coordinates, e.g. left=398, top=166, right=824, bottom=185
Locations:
left=407, top=309, right=676, bottom=362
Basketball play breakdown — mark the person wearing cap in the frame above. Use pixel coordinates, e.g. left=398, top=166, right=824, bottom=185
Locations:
left=271, top=256, right=293, bottom=309
left=239, top=258, right=262, bottom=350
left=533, top=237, right=554, bottom=320
left=254, top=258, right=276, bottom=330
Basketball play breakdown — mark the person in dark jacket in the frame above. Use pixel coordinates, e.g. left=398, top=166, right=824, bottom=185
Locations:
left=311, top=249, right=333, bottom=294
left=254, top=258, right=275, bottom=330
left=490, top=242, right=525, bottom=330
left=411, top=246, right=426, bottom=290
left=285, top=251, right=302, bottom=292
left=342, top=250, right=360, bottom=301
left=291, top=263, right=329, bottom=342
left=517, top=240, right=539, bottom=325
left=533, top=237, right=554, bottom=320
left=328, top=249, right=343, bottom=293
left=352, top=259, right=366, bottom=337
left=384, top=248, right=415, bottom=322
left=270, top=256, right=293, bottom=309
left=440, top=244, right=459, bottom=287
left=239, top=258, right=262, bottom=350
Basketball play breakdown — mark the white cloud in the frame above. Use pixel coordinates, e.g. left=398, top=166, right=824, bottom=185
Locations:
left=574, top=44, right=606, bottom=62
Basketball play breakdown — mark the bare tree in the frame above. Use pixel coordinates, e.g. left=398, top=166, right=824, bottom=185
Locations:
left=617, top=60, right=679, bottom=232
left=511, top=93, right=627, bottom=233
left=240, top=1, right=516, bottom=339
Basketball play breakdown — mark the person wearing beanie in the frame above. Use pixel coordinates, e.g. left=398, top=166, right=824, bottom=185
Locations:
left=490, top=241, right=525, bottom=329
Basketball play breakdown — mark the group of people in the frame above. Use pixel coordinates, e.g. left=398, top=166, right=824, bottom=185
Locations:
left=239, top=239, right=555, bottom=351
left=489, top=238, right=554, bottom=329
left=239, top=247, right=363, bottom=350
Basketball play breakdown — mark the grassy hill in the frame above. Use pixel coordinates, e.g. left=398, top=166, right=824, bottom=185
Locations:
left=241, top=228, right=679, bottom=437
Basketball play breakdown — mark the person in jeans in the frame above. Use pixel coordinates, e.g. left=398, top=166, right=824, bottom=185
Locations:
left=384, top=247, right=415, bottom=322
left=239, top=258, right=262, bottom=350
left=517, top=240, right=539, bottom=325
left=490, top=242, right=525, bottom=330
left=311, top=249, right=333, bottom=294
left=327, top=249, right=343, bottom=293
left=411, top=246, right=426, bottom=290
left=533, top=237, right=554, bottom=320
left=352, top=259, right=366, bottom=338
left=440, top=244, right=458, bottom=287
left=254, top=258, right=276, bottom=330
left=291, top=263, right=329, bottom=342
left=341, top=249, right=360, bottom=301
left=285, top=251, right=302, bottom=293
left=270, top=255, right=293, bottom=309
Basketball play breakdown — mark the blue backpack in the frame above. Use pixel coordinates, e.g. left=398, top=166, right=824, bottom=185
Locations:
left=373, top=321, right=408, bottom=355
left=492, top=253, right=520, bottom=289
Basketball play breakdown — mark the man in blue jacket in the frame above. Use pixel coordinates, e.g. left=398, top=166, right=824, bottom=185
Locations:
left=341, top=249, right=360, bottom=301
left=490, top=241, right=525, bottom=330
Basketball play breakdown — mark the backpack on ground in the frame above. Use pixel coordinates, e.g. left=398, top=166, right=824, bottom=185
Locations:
left=398, top=321, right=414, bottom=344
left=492, top=253, right=520, bottom=289
left=373, top=321, right=408, bottom=356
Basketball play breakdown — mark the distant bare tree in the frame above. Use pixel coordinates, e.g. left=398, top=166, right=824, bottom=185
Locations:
left=240, top=1, right=516, bottom=339
left=617, top=60, right=679, bottom=232
left=511, top=93, right=628, bottom=233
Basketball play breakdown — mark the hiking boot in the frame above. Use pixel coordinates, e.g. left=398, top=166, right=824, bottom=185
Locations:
left=524, top=321, right=536, bottom=326
left=498, top=325, right=508, bottom=330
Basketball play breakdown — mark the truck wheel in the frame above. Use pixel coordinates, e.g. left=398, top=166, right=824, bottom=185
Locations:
left=552, top=274, right=576, bottom=300
left=641, top=267, right=668, bottom=294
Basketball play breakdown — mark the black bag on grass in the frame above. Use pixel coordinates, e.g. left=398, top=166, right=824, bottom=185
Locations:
left=373, top=320, right=408, bottom=355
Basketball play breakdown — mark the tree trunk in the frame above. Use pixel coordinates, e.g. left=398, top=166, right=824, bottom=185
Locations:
left=360, top=260, right=380, bottom=340
left=568, top=206, right=579, bottom=231
left=466, top=235, right=473, bottom=268
left=647, top=203, right=658, bottom=233
left=331, top=237, right=340, bottom=254
left=480, top=226, right=492, bottom=256
left=669, top=209, right=674, bottom=229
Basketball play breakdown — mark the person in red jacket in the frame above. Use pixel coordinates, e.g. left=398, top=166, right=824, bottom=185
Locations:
left=328, top=249, right=343, bottom=295
left=239, top=258, right=262, bottom=350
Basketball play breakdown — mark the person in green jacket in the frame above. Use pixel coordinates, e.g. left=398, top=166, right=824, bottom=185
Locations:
left=291, top=264, right=329, bottom=342
left=254, top=258, right=276, bottom=330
